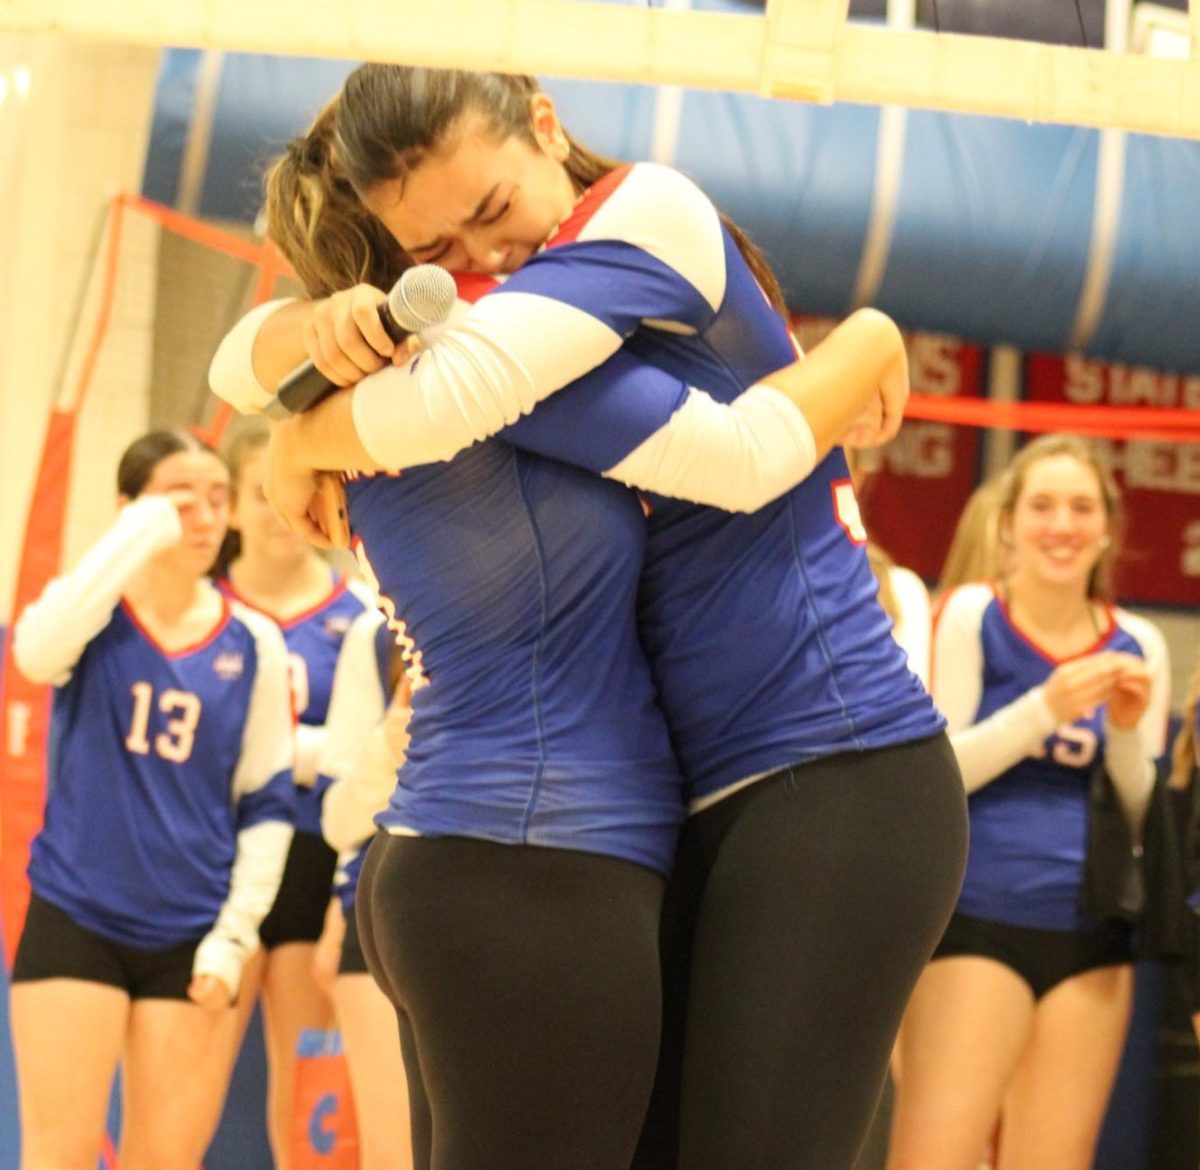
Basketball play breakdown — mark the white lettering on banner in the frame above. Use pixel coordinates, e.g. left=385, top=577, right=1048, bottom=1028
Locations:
left=1183, top=521, right=1200, bottom=578
left=792, top=321, right=967, bottom=399
left=1064, top=357, right=1200, bottom=408
left=909, top=337, right=963, bottom=397
left=1063, top=357, right=1105, bottom=404
left=1092, top=439, right=1200, bottom=494
left=882, top=423, right=955, bottom=478
left=6, top=701, right=31, bottom=757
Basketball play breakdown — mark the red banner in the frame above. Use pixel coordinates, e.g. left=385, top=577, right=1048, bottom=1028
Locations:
left=1025, top=354, right=1200, bottom=606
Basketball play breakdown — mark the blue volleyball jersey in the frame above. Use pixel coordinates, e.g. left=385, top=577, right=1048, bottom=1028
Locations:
left=29, top=600, right=295, bottom=949
left=935, top=584, right=1166, bottom=931
left=344, top=442, right=683, bottom=874
left=430, top=164, right=943, bottom=802
left=219, top=577, right=370, bottom=835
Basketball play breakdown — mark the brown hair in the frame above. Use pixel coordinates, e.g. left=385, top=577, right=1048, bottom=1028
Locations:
left=210, top=418, right=271, bottom=579
left=221, top=417, right=270, bottom=494
left=265, top=97, right=408, bottom=298
left=996, top=434, right=1123, bottom=601
left=117, top=430, right=210, bottom=499
left=333, top=64, right=788, bottom=315
left=1169, top=652, right=1200, bottom=791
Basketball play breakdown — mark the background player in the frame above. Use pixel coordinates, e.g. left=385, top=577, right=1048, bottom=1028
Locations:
left=316, top=606, right=415, bottom=1170
left=9, top=430, right=294, bottom=1170
left=215, top=420, right=373, bottom=1170
left=889, top=435, right=1170, bottom=1170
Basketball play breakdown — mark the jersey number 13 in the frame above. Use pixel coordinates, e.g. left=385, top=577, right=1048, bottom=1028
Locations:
left=124, top=682, right=202, bottom=763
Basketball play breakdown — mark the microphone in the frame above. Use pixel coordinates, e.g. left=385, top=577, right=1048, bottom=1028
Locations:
left=263, top=265, right=457, bottom=420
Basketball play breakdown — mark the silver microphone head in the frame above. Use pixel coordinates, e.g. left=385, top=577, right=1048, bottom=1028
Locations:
left=387, top=265, right=458, bottom=332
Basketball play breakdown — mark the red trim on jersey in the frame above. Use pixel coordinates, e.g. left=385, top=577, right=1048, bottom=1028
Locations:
left=447, top=166, right=632, bottom=304
left=120, top=594, right=232, bottom=659
left=453, top=271, right=500, bottom=305
left=218, top=573, right=346, bottom=630
left=993, top=588, right=1117, bottom=665
left=545, top=165, right=634, bottom=249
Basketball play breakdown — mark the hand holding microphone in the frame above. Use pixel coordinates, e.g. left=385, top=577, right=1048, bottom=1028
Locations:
left=264, top=265, right=457, bottom=549
left=265, top=265, right=458, bottom=420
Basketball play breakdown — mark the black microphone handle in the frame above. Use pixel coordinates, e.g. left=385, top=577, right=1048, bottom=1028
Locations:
left=263, top=360, right=340, bottom=420
left=264, top=299, right=416, bottom=420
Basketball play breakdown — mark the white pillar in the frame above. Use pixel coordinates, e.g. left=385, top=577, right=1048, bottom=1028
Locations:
left=0, top=34, right=160, bottom=619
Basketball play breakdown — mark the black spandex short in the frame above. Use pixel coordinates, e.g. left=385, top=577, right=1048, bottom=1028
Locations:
left=933, top=911, right=1134, bottom=1000
left=12, top=892, right=202, bottom=1001
left=258, top=829, right=338, bottom=949
left=339, top=899, right=369, bottom=976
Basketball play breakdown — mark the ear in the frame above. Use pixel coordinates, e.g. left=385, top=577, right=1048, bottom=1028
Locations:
left=529, top=92, right=569, bottom=161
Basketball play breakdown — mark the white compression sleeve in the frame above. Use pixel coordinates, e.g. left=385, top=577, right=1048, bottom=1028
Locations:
left=207, top=298, right=298, bottom=415
left=13, top=496, right=182, bottom=685
left=193, top=819, right=294, bottom=994
left=602, top=384, right=817, bottom=511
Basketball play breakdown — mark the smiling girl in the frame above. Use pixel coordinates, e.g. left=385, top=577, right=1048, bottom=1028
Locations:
left=889, top=434, right=1170, bottom=1170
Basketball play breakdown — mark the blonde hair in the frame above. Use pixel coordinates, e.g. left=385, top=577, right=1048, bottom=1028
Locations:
left=221, top=416, right=270, bottom=495
left=937, top=475, right=1006, bottom=593
left=996, top=434, right=1123, bottom=601
left=264, top=98, right=408, bottom=298
left=211, top=417, right=271, bottom=578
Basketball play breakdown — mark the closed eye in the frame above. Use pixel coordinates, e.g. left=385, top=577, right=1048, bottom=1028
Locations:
left=413, top=242, right=452, bottom=265
left=480, top=201, right=510, bottom=225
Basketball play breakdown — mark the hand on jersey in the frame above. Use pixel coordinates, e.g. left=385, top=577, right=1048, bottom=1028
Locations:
left=305, top=284, right=394, bottom=386
left=1043, top=651, right=1149, bottom=727
left=188, top=972, right=233, bottom=1012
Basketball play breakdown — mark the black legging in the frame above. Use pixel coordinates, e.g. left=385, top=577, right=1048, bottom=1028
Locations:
left=356, top=832, right=666, bottom=1170
left=633, top=732, right=968, bottom=1170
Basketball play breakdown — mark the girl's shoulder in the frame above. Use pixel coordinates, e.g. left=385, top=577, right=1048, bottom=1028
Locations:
left=933, top=580, right=997, bottom=630
left=1109, top=605, right=1169, bottom=665
left=225, top=598, right=289, bottom=664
